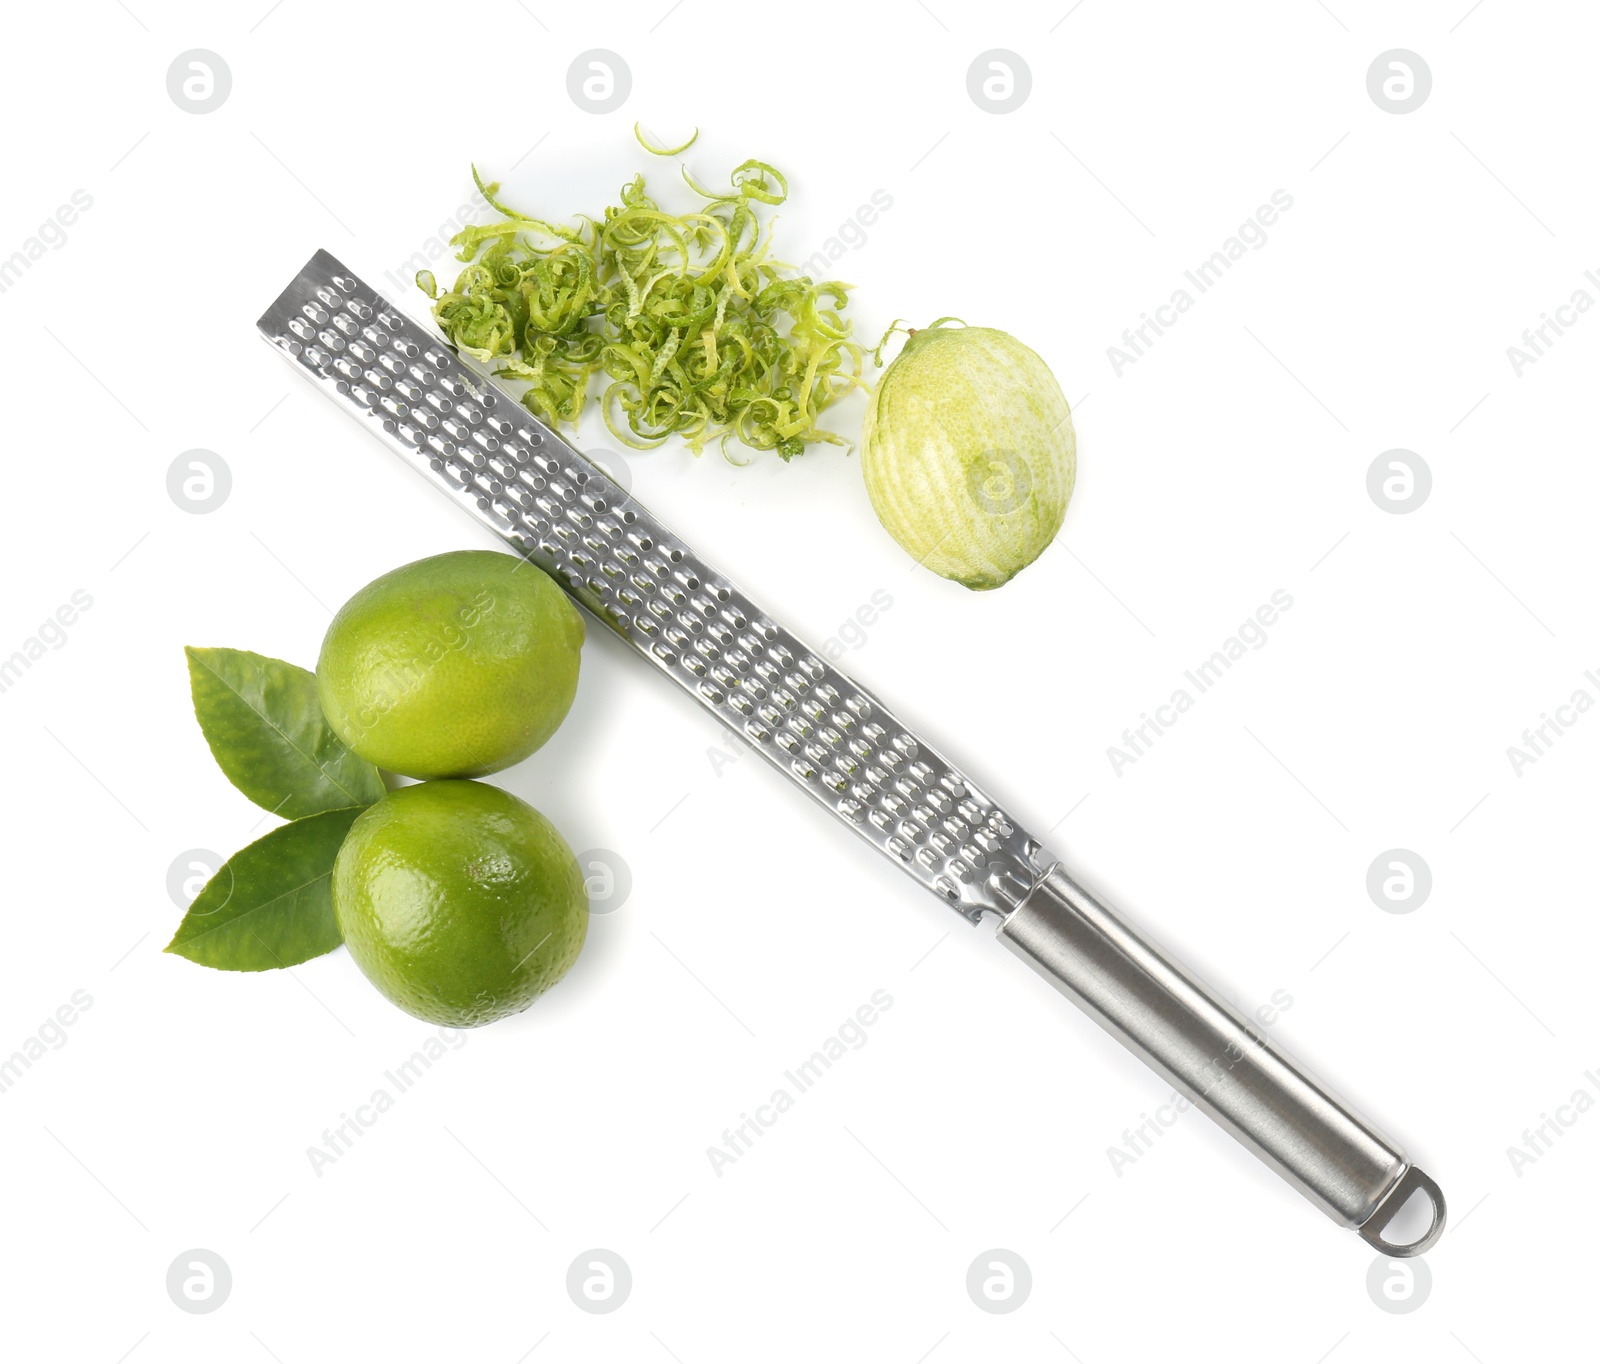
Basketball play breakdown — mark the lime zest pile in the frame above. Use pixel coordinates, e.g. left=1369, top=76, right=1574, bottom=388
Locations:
left=417, top=127, right=868, bottom=462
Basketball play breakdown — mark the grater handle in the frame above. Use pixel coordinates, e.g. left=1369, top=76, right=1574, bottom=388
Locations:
left=997, top=863, right=1446, bottom=1255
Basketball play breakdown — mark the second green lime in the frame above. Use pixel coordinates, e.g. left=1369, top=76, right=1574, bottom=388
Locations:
left=317, top=550, right=584, bottom=779
left=334, top=779, right=588, bottom=1027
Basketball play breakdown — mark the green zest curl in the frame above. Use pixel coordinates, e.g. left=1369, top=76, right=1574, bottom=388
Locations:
left=418, top=134, right=867, bottom=462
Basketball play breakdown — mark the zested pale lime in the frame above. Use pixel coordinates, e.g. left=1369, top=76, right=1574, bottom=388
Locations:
left=862, top=325, right=1075, bottom=590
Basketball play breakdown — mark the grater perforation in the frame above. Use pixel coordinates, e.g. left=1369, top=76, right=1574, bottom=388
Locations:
left=259, top=251, right=1043, bottom=923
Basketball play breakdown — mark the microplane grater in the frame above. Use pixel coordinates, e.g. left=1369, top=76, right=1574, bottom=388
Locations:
left=256, top=251, right=1039, bottom=925
left=258, top=250, right=1447, bottom=1256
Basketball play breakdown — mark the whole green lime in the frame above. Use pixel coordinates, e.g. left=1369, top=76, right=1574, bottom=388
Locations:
left=317, top=550, right=584, bottom=780
left=333, top=780, right=588, bottom=1027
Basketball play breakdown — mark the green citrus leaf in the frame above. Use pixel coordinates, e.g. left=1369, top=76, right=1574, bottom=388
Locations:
left=186, top=646, right=384, bottom=817
left=165, top=807, right=364, bottom=972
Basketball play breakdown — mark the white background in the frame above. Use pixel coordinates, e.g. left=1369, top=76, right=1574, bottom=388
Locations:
left=1, top=1, right=1595, bottom=1360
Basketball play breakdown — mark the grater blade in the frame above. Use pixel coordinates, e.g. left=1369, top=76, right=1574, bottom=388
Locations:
left=256, top=250, right=1044, bottom=924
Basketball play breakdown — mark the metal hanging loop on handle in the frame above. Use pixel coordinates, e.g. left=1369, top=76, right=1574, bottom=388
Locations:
left=996, top=864, right=1446, bottom=1253
left=1357, top=1165, right=1447, bottom=1258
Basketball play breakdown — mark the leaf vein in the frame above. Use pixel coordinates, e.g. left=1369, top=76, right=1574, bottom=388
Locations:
left=178, top=871, right=334, bottom=942
left=194, top=651, right=369, bottom=804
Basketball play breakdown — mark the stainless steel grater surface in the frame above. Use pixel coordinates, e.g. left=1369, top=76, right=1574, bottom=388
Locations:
left=259, top=250, right=1447, bottom=1257
left=257, top=250, right=1041, bottom=927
